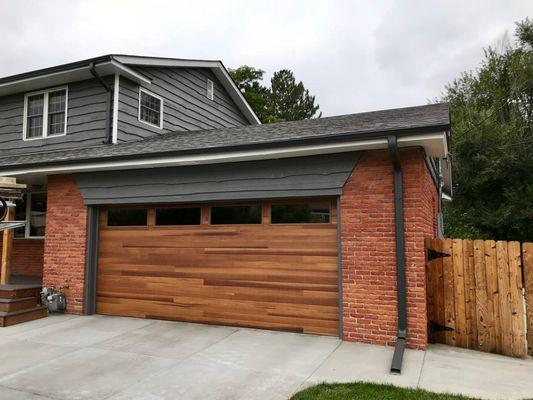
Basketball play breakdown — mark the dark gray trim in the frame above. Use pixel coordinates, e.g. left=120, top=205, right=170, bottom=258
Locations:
left=83, top=205, right=99, bottom=315
left=336, top=196, right=343, bottom=339
left=0, top=55, right=113, bottom=85
left=75, top=153, right=362, bottom=206
left=388, top=136, right=407, bottom=375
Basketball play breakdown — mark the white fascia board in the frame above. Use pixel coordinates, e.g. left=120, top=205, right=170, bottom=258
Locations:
left=112, top=55, right=221, bottom=69
left=0, top=61, right=149, bottom=96
left=2, top=132, right=447, bottom=178
left=211, top=63, right=261, bottom=125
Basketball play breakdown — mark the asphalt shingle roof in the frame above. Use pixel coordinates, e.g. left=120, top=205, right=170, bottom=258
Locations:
left=0, top=103, right=449, bottom=170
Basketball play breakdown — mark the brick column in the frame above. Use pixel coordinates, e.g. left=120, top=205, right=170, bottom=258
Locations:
left=340, top=148, right=438, bottom=350
left=42, top=174, right=87, bottom=314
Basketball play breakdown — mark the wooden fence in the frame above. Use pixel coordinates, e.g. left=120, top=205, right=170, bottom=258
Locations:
left=425, top=238, right=533, bottom=358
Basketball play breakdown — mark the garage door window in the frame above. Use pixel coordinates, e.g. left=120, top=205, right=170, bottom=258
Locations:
left=210, top=205, right=262, bottom=225
left=155, top=207, right=201, bottom=225
left=107, top=209, right=148, bottom=226
left=271, top=202, right=330, bottom=223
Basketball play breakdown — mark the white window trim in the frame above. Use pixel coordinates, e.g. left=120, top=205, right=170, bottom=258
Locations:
left=22, top=86, right=68, bottom=141
left=206, top=79, right=214, bottom=100
left=138, top=87, right=163, bottom=129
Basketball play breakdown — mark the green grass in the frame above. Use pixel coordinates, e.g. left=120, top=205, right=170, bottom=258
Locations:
left=290, top=382, right=480, bottom=400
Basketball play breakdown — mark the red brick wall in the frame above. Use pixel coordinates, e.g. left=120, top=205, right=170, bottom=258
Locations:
left=43, top=174, right=87, bottom=314
left=340, top=148, right=438, bottom=350
left=0, top=238, right=44, bottom=277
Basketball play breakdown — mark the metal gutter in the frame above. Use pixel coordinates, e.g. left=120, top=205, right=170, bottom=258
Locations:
left=387, top=135, right=407, bottom=375
left=0, top=125, right=449, bottom=173
left=0, top=55, right=113, bottom=85
left=89, top=63, right=113, bottom=145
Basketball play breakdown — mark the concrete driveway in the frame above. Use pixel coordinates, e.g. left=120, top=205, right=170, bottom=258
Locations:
left=0, top=315, right=532, bottom=400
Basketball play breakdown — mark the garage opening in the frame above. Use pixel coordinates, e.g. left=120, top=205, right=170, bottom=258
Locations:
left=96, top=198, right=339, bottom=336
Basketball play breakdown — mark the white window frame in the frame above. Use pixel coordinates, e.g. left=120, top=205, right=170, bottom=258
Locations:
left=206, top=79, right=214, bottom=101
left=138, top=87, right=163, bottom=129
left=22, top=86, right=68, bottom=141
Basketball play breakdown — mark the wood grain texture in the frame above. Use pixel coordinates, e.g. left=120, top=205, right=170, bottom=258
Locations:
left=523, top=243, right=533, bottom=356
left=473, top=240, right=491, bottom=352
left=442, top=239, right=456, bottom=346
left=97, top=203, right=339, bottom=335
left=508, top=241, right=526, bottom=358
left=426, top=238, right=529, bottom=358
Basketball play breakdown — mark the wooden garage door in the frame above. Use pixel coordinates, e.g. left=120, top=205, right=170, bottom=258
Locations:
left=96, top=199, right=339, bottom=335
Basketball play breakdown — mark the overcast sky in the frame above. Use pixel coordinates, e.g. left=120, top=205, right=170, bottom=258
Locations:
left=1, top=0, right=531, bottom=116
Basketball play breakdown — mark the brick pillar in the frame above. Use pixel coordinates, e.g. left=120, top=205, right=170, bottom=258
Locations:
left=43, top=174, right=87, bottom=314
left=340, top=148, right=438, bottom=350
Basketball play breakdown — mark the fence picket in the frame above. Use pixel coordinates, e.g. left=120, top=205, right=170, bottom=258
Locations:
left=426, top=238, right=530, bottom=358
left=508, top=242, right=526, bottom=358
left=452, top=239, right=467, bottom=347
left=442, top=239, right=456, bottom=346
left=462, top=240, right=477, bottom=349
left=473, top=240, right=491, bottom=352
left=523, top=243, right=533, bottom=356
left=484, top=240, right=501, bottom=353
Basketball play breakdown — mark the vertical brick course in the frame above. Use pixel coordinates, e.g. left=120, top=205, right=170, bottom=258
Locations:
left=341, top=148, right=437, bottom=350
left=42, top=174, right=87, bottom=314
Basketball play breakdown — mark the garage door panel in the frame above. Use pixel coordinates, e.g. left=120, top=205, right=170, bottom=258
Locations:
left=97, top=201, right=339, bottom=336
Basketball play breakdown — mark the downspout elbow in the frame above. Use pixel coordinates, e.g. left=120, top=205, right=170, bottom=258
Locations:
left=89, top=63, right=113, bottom=145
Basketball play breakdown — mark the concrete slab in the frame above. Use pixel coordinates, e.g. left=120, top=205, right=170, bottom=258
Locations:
left=0, top=347, right=177, bottom=400
left=97, top=320, right=238, bottom=359
left=191, top=328, right=340, bottom=376
left=0, top=386, right=53, bottom=400
left=1, top=315, right=532, bottom=400
left=0, top=313, right=78, bottom=338
left=107, top=356, right=306, bottom=400
left=303, top=341, right=425, bottom=389
left=14, top=315, right=154, bottom=347
left=0, top=337, right=76, bottom=378
left=419, top=344, right=533, bottom=400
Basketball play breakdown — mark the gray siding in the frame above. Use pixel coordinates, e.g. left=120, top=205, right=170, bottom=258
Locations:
left=0, top=77, right=111, bottom=155
left=117, top=67, right=249, bottom=142
left=75, top=152, right=361, bottom=205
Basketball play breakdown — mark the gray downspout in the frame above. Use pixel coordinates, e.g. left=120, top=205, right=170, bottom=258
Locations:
left=83, top=205, right=100, bottom=315
left=387, top=136, right=407, bottom=375
left=89, top=63, right=113, bottom=144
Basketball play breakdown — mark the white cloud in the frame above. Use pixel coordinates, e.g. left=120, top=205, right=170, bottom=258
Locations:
left=0, top=0, right=531, bottom=116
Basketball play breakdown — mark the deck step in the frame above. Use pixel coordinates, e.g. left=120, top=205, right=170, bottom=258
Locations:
left=0, top=286, right=41, bottom=300
left=0, top=306, right=48, bottom=327
left=0, top=297, right=41, bottom=313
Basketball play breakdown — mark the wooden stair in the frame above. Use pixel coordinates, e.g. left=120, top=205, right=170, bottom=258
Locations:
left=0, top=282, right=47, bottom=327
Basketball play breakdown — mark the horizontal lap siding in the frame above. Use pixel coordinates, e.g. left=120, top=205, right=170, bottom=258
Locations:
left=75, top=152, right=361, bottom=205
left=117, top=67, right=249, bottom=142
left=97, top=215, right=339, bottom=335
left=0, top=78, right=109, bottom=154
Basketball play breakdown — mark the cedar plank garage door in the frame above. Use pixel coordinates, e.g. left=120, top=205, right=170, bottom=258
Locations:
left=96, top=200, right=339, bottom=335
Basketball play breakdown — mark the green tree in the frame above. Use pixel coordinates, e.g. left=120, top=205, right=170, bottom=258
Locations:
left=228, top=66, right=271, bottom=123
left=442, top=18, right=533, bottom=242
left=267, top=69, right=320, bottom=122
left=229, top=67, right=320, bottom=123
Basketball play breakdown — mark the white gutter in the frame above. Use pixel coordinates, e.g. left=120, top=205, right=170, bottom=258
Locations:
left=2, top=132, right=447, bottom=177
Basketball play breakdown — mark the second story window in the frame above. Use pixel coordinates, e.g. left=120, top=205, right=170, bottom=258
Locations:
left=23, top=87, right=67, bottom=140
left=139, top=88, right=163, bottom=129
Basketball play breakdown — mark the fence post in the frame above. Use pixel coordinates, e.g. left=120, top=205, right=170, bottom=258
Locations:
left=523, top=243, right=533, bottom=357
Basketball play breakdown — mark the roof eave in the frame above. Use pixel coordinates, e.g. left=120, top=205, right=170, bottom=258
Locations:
left=0, top=127, right=449, bottom=178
